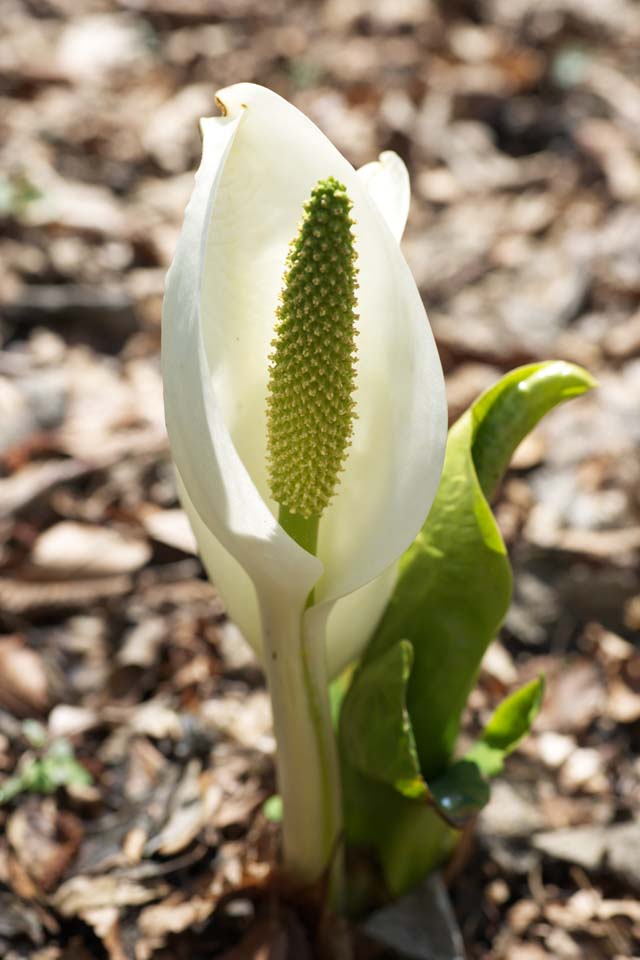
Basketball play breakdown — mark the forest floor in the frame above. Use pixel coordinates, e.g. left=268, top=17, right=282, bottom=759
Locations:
left=0, top=0, right=639, bottom=957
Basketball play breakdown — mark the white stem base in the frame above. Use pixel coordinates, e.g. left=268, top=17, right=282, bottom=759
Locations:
left=260, top=592, right=343, bottom=901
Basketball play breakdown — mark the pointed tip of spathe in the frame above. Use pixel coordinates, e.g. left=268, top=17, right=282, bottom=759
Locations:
left=213, top=82, right=277, bottom=121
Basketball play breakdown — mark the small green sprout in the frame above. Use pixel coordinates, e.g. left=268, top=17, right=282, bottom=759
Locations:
left=0, top=727, right=92, bottom=806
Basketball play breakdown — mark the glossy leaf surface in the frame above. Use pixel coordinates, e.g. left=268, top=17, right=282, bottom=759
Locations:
left=361, top=361, right=595, bottom=779
left=340, top=362, right=594, bottom=894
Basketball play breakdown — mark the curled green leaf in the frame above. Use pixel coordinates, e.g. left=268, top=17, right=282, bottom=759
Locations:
left=363, top=361, right=594, bottom=780
left=466, top=675, right=545, bottom=778
left=340, top=361, right=594, bottom=896
left=340, top=640, right=425, bottom=800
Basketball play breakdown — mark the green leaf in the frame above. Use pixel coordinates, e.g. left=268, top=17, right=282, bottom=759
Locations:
left=340, top=641, right=426, bottom=800
left=361, top=361, right=595, bottom=781
left=466, top=675, right=545, bottom=778
left=23, top=743, right=92, bottom=794
left=425, top=676, right=546, bottom=828
left=0, top=173, right=42, bottom=218
left=339, top=640, right=459, bottom=897
left=341, top=761, right=459, bottom=900
left=22, top=719, right=47, bottom=749
left=340, top=363, right=593, bottom=897
left=374, top=795, right=458, bottom=898
left=0, top=739, right=92, bottom=805
left=429, top=760, right=490, bottom=826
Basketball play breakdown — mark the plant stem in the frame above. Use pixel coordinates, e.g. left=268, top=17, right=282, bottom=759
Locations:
left=260, top=511, right=344, bottom=910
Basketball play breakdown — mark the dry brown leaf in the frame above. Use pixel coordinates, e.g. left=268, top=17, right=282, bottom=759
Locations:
left=7, top=801, right=83, bottom=894
left=136, top=893, right=216, bottom=959
left=52, top=874, right=167, bottom=917
left=120, top=825, right=147, bottom=868
left=21, top=170, right=128, bottom=235
left=575, top=119, right=640, bottom=202
left=560, top=747, right=608, bottom=792
left=481, top=641, right=518, bottom=686
left=146, top=763, right=221, bottom=857
left=508, top=943, right=553, bottom=959
left=139, top=506, right=197, bottom=554
left=0, top=891, right=47, bottom=945
left=117, top=617, right=166, bottom=668
left=0, top=636, right=51, bottom=717
left=606, top=678, right=640, bottom=724
left=592, top=626, right=636, bottom=666
left=0, top=376, right=40, bottom=455
left=537, top=660, right=606, bottom=734
left=544, top=889, right=602, bottom=930
left=604, top=310, right=640, bottom=359
left=128, top=699, right=183, bottom=741
left=121, top=737, right=170, bottom=803
left=82, top=907, right=128, bottom=960
left=597, top=899, right=640, bottom=922
left=56, top=15, right=148, bottom=82
left=48, top=705, right=100, bottom=739
left=0, top=575, right=132, bottom=615
left=202, top=691, right=274, bottom=752
left=32, top=522, right=151, bottom=577
left=506, top=899, right=541, bottom=936
left=0, top=459, right=88, bottom=519
left=536, top=732, right=575, bottom=769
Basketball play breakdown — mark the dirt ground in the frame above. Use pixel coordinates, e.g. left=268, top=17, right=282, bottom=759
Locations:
left=0, top=0, right=639, bottom=957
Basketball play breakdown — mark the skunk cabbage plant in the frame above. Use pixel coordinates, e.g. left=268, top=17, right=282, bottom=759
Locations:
left=162, top=83, right=447, bottom=897
left=163, top=81, right=596, bottom=915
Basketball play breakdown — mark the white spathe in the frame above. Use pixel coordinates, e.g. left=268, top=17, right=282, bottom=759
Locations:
left=162, top=82, right=446, bottom=680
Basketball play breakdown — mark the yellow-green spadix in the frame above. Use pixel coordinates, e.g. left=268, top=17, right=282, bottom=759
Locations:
left=161, top=83, right=447, bottom=884
left=267, top=175, right=359, bottom=560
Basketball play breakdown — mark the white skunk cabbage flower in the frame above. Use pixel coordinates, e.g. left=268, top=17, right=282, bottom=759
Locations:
left=162, top=83, right=446, bottom=886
